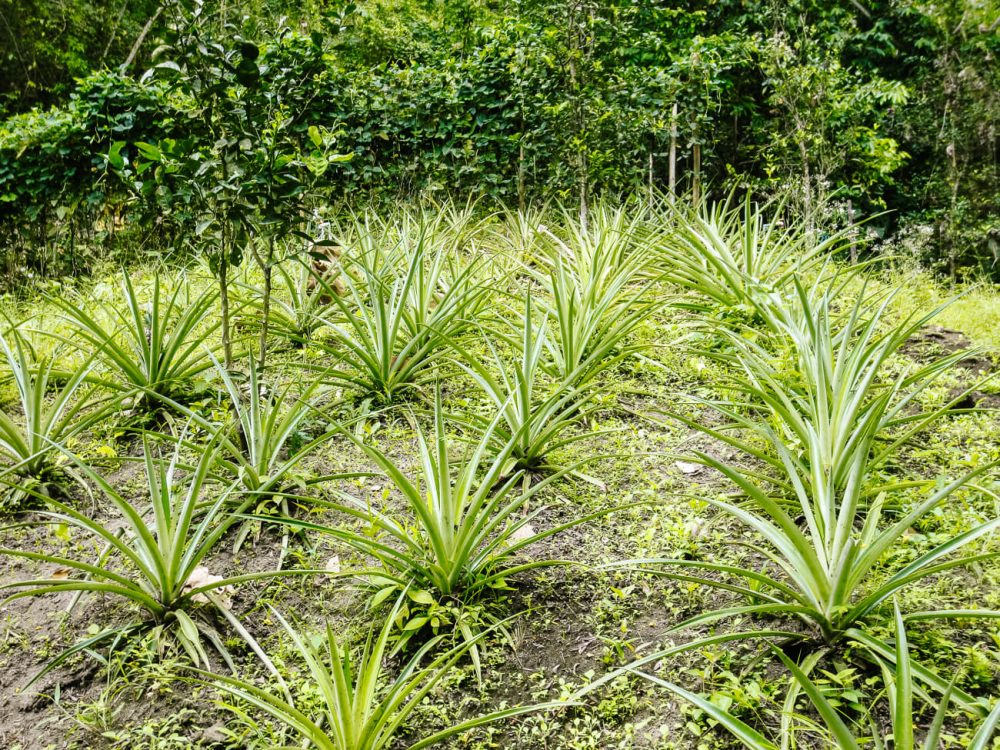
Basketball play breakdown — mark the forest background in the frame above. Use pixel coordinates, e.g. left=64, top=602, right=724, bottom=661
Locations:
left=0, top=0, right=996, bottom=280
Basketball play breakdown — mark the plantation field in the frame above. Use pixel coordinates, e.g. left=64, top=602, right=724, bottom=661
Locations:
left=1, top=203, right=999, bottom=749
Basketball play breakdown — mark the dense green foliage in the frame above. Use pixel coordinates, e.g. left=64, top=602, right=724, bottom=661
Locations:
left=0, top=0, right=997, bottom=280
left=0, top=0, right=161, bottom=113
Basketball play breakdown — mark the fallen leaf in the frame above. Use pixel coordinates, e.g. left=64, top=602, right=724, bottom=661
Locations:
left=183, top=566, right=231, bottom=605
left=675, top=461, right=703, bottom=475
left=684, top=520, right=705, bottom=538
left=509, top=524, right=536, bottom=544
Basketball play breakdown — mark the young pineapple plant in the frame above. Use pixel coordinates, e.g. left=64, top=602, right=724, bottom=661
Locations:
left=639, top=282, right=1000, bottom=644
left=653, top=193, right=859, bottom=325
left=200, top=597, right=568, bottom=750
left=0, top=325, right=108, bottom=509
left=243, top=256, right=339, bottom=347
left=307, top=216, right=489, bottom=406
left=526, top=204, right=657, bottom=389
left=49, top=273, right=221, bottom=413
left=584, top=602, right=1000, bottom=749
left=168, top=354, right=360, bottom=556
left=0, top=434, right=300, bottom=681
left=266, top=391, right=603, bottom=672
left=455, top=294, right=606, bottom=480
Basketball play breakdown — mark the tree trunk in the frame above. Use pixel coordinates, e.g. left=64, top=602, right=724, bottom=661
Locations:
left=257, top=238, right=275, bottom=373
left=692, top=142, right=701, bottom=208
left=648, top=147, right=654, bottom=208
left=122, top=6, right=162, bottom=70
left=799, top=138, right=813, bottom=234
left=668, top=102, right=677, bottom=202
left=219, top=250, right=233, bottom=370
left=948, top=140, right=960, bottom=280
left=847, top=199, right=857, bottom=264
left=567, top=1, right=589, bottom=234
left=518, top=140, right=526, bottom=213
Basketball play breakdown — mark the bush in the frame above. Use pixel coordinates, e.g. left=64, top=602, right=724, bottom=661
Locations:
left=0, top=71, right=180, bottom=278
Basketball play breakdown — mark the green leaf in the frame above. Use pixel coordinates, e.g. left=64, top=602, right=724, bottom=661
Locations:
left=174, top=609, right=201, bottom=646
left=135, top=141, right=162, bottom=162
left=370, top=586, right=397, bottom=608
left=108, top=141, right=126, bottom=170
left=633, top=671, right=777, bottom=750
left=407, top=589, right=436, bottom=606
left=308, top=125, right=323, bottom=148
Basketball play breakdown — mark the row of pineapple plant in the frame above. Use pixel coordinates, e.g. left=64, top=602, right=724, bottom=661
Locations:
left=0, top=196, right=995, bottom=747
